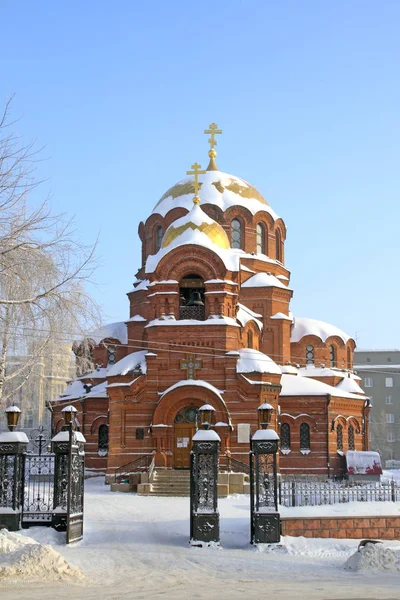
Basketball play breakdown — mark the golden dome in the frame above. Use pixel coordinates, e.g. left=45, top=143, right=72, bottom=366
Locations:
left=161, top=204, right=230, bottom=250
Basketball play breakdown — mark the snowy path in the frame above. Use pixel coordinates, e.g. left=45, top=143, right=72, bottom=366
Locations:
left=1, top=477, right=400, bottom=599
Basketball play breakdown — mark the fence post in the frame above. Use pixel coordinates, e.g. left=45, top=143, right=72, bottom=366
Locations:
left=391, top=479, right=396, bottom=503
left=291, top=480, right=296, bottom=507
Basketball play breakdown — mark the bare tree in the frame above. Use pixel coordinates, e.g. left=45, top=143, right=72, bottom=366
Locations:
left=0, top=98, right=101, bottom=411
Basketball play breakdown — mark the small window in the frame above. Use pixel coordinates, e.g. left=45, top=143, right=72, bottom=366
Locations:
left=107, top=346, right=116, bottom=365
left=155, top=226, right=163, bottom=252
left=231, top=219, right=242, bottom=249
left=256, top=223, right=267, bottom=254
left=306, top=345, right=314, bottom=365
left=388, top=357, right=392, bottom=362
left=385, top=395, right=393, bottom=405
left=387, top=431, right=395, bottom=442
left=385, top=377, right=393, bottom=388
left=300, top=423, right=310, bottom=450
left=337, top=424, right=343, bottom=451
left=329, top=345, right=336, bottom=367
left=348, top=424, right=355, bottom=450
left=386, top=414, right=394, bottom=424
left=275, top=229, right=282, bottom=262
left=98, top=424, right=109, bottom=456
left=364, top=377, right=373, bottom=388
left=366, top=358, right=371, bottom=363
left=136, top=428, right=145, bottom=440
left=247, top=330, right=253, bottom=349
left=280, top=423, right=291, bottom=450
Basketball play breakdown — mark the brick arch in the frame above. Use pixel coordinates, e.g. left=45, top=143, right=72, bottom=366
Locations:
left=274, top=218, right=287, bottom=240
left=346, top=416, right=361, bottom=434
left=153, top=385, right=230, bottom=426
left=332, top=415, right=347, bottom=430
left=90, top=415, right=109, bottom=434
left=253, top=210, right=275, bottom=230
left=281, top=413, right=318, bottom=431
left=242, top=321, right=260, bottom=350
left=154, top=246, right=228, bottom=282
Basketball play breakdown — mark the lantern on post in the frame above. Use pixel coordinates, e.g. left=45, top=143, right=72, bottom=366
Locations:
left=51, top=405, right=86, bottom=542
left=249, top=403, right=280, bottom=544
left=0, top=406, right=29, bottom=531
left=190, top=404, right=221, bottom=546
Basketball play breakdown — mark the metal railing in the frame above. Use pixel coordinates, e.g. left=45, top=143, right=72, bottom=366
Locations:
left=221, top=453, right=250, bottom=476
left=278, top=478, right=400, bottom=507
left=115, top=454, right=154, bottom=483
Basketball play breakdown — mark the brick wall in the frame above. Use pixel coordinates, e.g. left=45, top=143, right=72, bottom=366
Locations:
left=281, top=516, right=400, bottom=540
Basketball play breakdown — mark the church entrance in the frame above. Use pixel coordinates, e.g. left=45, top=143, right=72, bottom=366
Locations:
left=173, top=406, right=198, bottom=469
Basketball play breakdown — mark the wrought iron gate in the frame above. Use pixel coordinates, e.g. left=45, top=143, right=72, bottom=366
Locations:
left=66, top=428, right=85, bottom=544
left=22, top=452, right=55, bottom=526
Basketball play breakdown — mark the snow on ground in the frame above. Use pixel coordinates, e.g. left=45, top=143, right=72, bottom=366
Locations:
left=1, top=477, right=400, bottom=599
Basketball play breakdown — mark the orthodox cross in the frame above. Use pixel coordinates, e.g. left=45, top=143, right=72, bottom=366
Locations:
left=204, top=122, right=222, bottom=152
left=180, top=354, right=203, bottom=380
left=186, top=162, right=206, bottom=205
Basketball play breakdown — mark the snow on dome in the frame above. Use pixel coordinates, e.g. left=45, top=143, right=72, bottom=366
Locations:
left=152, top=169, right=279, bottom=220
left=89, top=321, right=128, bottom=345
left=241, top=272, right=289, bottom=290
left=236, top=348, right=281, bottom=375
left=161, top=202, right=230, bottom=250
left=107, top=350, right=148, bottom=377
left=145, top=211, right=239, bottom=274
left=291, top=317, right=351, bottom=344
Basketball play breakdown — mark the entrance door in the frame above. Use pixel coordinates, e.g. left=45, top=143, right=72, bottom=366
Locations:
left=173, top=406, right=198, bottom=469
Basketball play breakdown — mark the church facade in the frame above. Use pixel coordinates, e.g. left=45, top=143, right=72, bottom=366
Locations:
left=51, top=125, right=370, bottom=480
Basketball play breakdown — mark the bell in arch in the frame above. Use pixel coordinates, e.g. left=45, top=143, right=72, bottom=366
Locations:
left=186, top=291, right=204, bottom=306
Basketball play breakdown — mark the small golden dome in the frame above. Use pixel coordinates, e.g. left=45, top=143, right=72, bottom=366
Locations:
left=161, top=204, right=230, bottom=250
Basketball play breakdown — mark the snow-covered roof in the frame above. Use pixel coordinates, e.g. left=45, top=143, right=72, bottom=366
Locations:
left=107, top=351, right=148, bottom=377
left=151, top=169, right=279, bottom=220
left=126, top=315, right=147, bottom=322
left=252, top=429, right=279, bottom=441
left=270, top=312, right=293, bottom=321
left=280, top=374, right=364, bottom=399
left=89, top=321, right=128, bottom=345
left=145, top=316, right=240, bottom=328
left=241, top=272, right=289, bottom=290
left=236, top=303, right=263, bottom=331
left=0, top=431, right=29, bottom=443
left=335, top=376, right=365, bottom=395
left=235, top=348, right=281, bottom=375
left=159, top=380, right=224, bottom=401
left=291, top=317, right=351, bottom=344
left=84, top=381, right=109, bottom=398
left=299, top=365, right=351, bottom=379
left=128, top=279, right=150, bottom=293
left=147, top=280, right=178, bottom=286
left=58, top=380, right=87, bottom=401
left=78, top=367, right=108, bottom=380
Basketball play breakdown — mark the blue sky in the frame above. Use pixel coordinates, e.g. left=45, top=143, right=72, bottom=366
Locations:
left=1, top=1, right=399, bottom=349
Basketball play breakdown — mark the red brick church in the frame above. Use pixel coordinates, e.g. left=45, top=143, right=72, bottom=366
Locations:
left=51, top=124, right=370, bottom=480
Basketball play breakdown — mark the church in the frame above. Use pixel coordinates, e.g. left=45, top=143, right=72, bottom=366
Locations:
left=51, top=124, right=370, bottom=482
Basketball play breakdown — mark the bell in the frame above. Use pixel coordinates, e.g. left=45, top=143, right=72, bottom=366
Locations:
left=186, top=291, right=204, bottom=306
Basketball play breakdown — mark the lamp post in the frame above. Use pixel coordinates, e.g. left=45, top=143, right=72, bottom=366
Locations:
left=250, top=403, right=280, bottom=544
left=190, top=404, right=221, bottom=546
left=0, top=406, right=29, bottom=531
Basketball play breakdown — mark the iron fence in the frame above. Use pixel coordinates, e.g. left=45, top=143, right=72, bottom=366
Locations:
left=22, top=453, right=55, bottom=525
left=278, top=478, right=400, bottom=507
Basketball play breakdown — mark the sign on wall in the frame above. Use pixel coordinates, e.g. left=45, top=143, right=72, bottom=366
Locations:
left=237, top=424, right=250, bottom=443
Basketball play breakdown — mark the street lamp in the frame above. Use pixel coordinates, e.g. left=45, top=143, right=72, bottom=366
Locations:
left=5, top=406, right=21, bottom=431
left=198, top=404, right=215, bottom=430
left=61, top=405, right=77, bottom=428
left=258, top=403, right=273, bottom=430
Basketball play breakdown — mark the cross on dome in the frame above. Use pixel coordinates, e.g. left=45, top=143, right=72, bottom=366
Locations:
left=204, top=122, right=222, bottom=171
left=186, top=162, right=206, bottom=205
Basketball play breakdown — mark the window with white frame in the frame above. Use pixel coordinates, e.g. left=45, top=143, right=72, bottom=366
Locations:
left=387, top=431, right=395, bottom=442
left=386, top=414, right=394, bottom=424
left=385, top=395, right=393, bottom=405
left=385, top=377, right=393, bottom=388
left=364, top=377, right=373, bottom=388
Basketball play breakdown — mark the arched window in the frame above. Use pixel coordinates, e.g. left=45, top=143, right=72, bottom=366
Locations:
left=347, top=346, right=352, bottom=369
left=281, top=423, right=291, bottom=450
left=348, top=424, right=355, bottom=450
left=256, top=223, right=267, bottom=254
left=155, top=226, right=163, bottom=252
left=247, top=330, right=253, bottom=349
left=179, top=274, right=205, bottom=321
left=98, top=424, right=109, bottom=456
left=231, top=219, right=242, bottom=249
left=275, top=229, right=282, bottom=262
left=329, top=345, right=336, bottom=367
left=337, top=424, right=343, bottom=451
left=300, top=423, right=310, bottom=450
left=306, top=345, right=314, bottom=365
